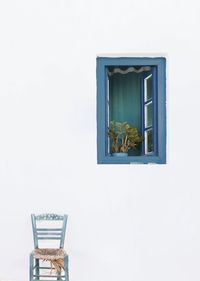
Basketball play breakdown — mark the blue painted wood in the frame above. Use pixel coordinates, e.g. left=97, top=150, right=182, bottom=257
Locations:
left=37, top=228, right=62, bottom=231
left=64, top=255, right=69, bottom=281
left=37, top=231, right=62, bottom=234
left=97, top=57, right=166, bottom=164
left=141, top=71, right=145, bottom=155
left=33, top=277, right=66, bottom=281
left=37, top=236, right=62, bottom=240
left=142, top=68, right=156, bottom=155
left=35, top=259, right=39, bottom=279
left=34, top=278, right=65, bottom=281
left=157, top=59, right=166, bottom=163
left=31, top=213, right=68, bottom=248
left=34, top=266, right=55, bottom=269
left=97, top=155, right=164, bottom=164
left=34, top=274, right=66, bottom=278
left=35, top=213, right=64, bottom=220
left=97, top=59, right=107, bottom=160
left=31, top=214, right=38, bottom=248
left=60, top=214, right=67, bottom=248
left=29, top=254, right=33, bottom=281
left=152, top=66, right=158, bottom=155
left=30, top=213, right=69, bottom=281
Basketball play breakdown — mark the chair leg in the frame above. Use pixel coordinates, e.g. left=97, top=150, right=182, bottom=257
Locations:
left=36, top=258, right=39, bottom=279
left=57, top=270, right=61, bottom=281
left=29, top=254, right=33, bottom=281
left=64, top=255, right=69, bottom=281
left=57, top=260, right=61, bottom=281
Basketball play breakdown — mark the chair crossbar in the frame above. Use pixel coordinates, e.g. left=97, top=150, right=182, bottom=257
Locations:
left=37, top=232, right=62, bottom=235
left=35, top=214, right=64, bottom=220
left=33, top=276, right=66, bottom=281
left=34, top=275, right=65, bottom=278
left=37, top=236, right=62, bottom=240
left=37, top=228, right=62, bottom=231
left=34, top=266, right=56, bottom=269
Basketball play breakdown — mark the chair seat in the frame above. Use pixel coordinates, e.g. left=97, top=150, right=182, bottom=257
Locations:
left=32, top=248, right=66, bottom=260
left=32, top=248, right=67, bottom=274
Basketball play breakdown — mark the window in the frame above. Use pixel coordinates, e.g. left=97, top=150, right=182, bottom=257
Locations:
left=96, top=57, right=166, bottom=164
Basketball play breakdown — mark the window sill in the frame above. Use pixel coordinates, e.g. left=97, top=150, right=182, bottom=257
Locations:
left=97, top=155, right=166, bottom=164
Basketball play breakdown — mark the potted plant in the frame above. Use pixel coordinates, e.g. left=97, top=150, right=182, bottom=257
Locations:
left=108, top=121, right=142, bottom=156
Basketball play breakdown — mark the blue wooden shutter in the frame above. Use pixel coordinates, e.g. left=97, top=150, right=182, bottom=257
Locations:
left=142, top=67, right=157, bottom=155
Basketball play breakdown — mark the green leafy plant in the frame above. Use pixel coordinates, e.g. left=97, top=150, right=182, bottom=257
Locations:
left=108, top=121, right=142, bottom=153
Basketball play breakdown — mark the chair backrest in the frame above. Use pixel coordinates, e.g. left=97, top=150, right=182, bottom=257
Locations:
left=31, top=213, right=68, bottom=249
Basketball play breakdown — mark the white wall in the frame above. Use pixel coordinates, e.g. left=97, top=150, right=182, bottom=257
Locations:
left=0, top=0, right=200, bottom=281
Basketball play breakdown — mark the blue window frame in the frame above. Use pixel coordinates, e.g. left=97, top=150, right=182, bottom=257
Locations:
left=96, top=57, right=166, bottom=164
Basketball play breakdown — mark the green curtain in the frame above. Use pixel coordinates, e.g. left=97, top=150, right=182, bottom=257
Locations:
left=109, top=72, right=142, bottom=155
left=109, top=72, right=141, bottom=129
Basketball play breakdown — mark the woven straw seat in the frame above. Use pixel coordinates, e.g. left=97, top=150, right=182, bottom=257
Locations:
left=32, top=248, right=66, bottom=273
left=32, top=248, right=66, bottom=260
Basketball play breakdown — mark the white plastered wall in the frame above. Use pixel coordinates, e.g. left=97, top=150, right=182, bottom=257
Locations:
left=0, top=1, right=200, bottom=281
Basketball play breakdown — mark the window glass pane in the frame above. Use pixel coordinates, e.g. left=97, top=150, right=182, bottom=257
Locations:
left=107, top=72, right=110, bottom=154
left=147, top=75, right=152, bottom=100
left=145, top=129, right=153, bottom=154
left=144, top=74, right=152, bottom=102
left=145, top=102, right=152, bottom=127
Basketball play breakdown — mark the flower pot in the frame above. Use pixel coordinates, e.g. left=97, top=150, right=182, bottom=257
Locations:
left=112, top=152, right=128, bottom=157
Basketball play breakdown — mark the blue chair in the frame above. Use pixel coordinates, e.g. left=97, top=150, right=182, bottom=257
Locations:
left=30, top=213, right=69, bottom=281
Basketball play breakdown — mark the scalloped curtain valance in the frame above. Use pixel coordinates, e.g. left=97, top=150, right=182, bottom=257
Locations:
left=108, top=66, right=151, bottom=76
